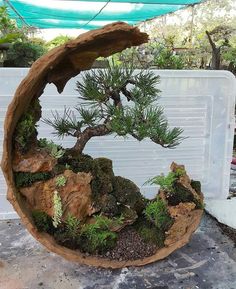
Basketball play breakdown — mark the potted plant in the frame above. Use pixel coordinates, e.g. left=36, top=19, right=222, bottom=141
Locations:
left=1, top=22, right=204, bottom=268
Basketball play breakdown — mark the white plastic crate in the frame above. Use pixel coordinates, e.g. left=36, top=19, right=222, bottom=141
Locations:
left=0, top=68, right=235, bottom=219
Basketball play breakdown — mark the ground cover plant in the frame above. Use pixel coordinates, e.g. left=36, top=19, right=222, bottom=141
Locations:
left=12, top=61, right=204, bottom=261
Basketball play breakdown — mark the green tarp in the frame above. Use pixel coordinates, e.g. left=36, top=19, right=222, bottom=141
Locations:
left=0, top=0, right=204, bottom=29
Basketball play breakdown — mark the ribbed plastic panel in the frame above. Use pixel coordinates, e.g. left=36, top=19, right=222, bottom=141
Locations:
left=0, top=68, right=235, bottom=219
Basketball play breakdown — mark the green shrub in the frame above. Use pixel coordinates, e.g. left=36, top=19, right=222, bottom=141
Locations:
left=4, top=41, right=46, bottom=67
left=14, top=171, right=52, bottom=188
left=32, top=210, right=53, bottom=232
left=144, top=198, right=173, bottom=231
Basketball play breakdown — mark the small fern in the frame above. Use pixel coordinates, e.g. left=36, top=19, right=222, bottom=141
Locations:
left=144, top=198, right=173, bottom=231
left=145, top=172, right=177, bottom=191
left=52, top=190, right=63, bottom=228
left=65, top=214, right=80, bottom=239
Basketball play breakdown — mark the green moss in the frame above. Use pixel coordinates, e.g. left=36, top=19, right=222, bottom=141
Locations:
left=144, top=198, right=173, bottom=231
left=14, top=171, right=52, bottom=188
left=190, top=180, right=201, bottom=195
left=112, top=176, right=146, bottom=214
left=135, top=219, right=165, bottom=247
left=32, top=210, right=53, bottom=233
left=166, top=182, right=195, bottom=205
left=14, top=98, right=41, bottom=152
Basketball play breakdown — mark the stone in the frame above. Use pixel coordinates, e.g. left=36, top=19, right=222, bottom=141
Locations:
left=20, top=170, right=93, bottom=221
left=12, top=148, right=57, bottom=173
left=168, top=202, right=196, bottom=218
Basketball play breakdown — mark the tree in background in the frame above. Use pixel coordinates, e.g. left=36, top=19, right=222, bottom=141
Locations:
left=44, top=63, right=183, bottom=155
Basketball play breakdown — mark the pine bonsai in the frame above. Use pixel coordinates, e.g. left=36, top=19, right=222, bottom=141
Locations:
left=44, top=62, right=183, bottom=155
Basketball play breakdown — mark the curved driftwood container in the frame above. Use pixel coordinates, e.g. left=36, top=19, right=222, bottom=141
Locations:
left=1, top=22, right=203, bottom=268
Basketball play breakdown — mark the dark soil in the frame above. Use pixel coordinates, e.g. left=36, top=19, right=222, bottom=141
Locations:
left=99, top=226, right=158, bottom=261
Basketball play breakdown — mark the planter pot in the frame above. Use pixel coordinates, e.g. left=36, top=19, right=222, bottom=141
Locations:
left=1, top=22, right=203, bottom=268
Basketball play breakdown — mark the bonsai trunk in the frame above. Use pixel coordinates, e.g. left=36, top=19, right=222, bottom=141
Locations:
left=73, top=124, right=111, bottom=154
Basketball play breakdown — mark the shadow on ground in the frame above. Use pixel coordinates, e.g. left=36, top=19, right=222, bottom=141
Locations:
left=0, top=213, right=236, bottom=289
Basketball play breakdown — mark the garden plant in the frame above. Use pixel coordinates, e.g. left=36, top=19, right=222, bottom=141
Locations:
left=1, top=22, right=204, bottom=268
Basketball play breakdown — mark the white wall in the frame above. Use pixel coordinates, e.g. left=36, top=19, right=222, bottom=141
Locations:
left=0, top=68, right=235, bottom=219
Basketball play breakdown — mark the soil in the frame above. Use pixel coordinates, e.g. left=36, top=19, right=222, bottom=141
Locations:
left=99, top=226, right=158, bottom=261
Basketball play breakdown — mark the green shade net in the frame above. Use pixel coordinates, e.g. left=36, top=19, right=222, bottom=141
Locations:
left=0, top=0, right=204, bottom=29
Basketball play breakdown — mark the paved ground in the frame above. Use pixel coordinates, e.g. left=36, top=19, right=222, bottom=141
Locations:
left=0, top=213, right=236, bottom=289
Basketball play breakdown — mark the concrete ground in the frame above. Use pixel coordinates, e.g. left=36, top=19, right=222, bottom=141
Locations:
left=0, top=213, right=236, bottom=289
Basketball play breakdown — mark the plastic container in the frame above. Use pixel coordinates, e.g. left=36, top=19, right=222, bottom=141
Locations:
left=0, top=68, right=235, bottom=219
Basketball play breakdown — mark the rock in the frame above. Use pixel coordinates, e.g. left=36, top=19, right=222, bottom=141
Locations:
left=13, top=148, right=57, bottom=173
left=19, top=170, right=93, bottom=221
left=112, top=176, right=146, bottom=214
left=168, top=202, right=196, bottom=218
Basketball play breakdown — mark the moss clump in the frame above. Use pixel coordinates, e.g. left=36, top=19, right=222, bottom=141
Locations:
left=135, top=219, right=165, bottom=247
left=32, top=210, right=53, bottom=233
left=112, top=176, right=147, bottom=214
left=166, top=182, right=195, bottom=206
left=14, top=171, right=52, bottom=188
left=14, top=98, right=41, bottom=152
left=144, top=198, right=173, bottom=231
left=78, top=215, right=118, bottom=254
left=191, top=180, right=201, bottom=195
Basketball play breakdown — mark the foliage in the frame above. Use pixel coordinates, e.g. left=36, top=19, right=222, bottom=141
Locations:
left=55, top=175, right=67, bottom=187
left=14, top=99, right=41, bottom=152
left=144, top=198, right=173, bottom=231
left=65, top=214, right=80, bottom=239
left=38, top=138, right=65, bottom=159
left=146, top=172, right=177, bottom=192
left=14, top=171, right=52, bottom=188
left=79, top=215, right=119, bottom=253
left=52, top=191, right=63, bottom=228
left=46, top=35, right=73, bottom=50
left=44, top=63, right=183, bottom=154
left=32, top=210, right=53, bottom=232
left=15, top=113, right=36, bottom=149
left=4, top=41, right=46, bottom=67
left=154, top=47, right=185, bottom=69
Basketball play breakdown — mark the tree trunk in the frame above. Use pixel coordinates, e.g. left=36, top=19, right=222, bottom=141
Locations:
left=205, top=30, right=221, bottom=70
left=73, top=124, right=111, bottom=154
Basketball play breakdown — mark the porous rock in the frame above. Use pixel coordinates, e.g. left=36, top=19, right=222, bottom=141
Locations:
left=13, top=148, right=57, bottom=173
left=20, top=170, right=93, bottom=220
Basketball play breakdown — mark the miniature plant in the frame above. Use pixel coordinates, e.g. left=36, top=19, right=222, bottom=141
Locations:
left=14, top=99, right=41, bottom=152
left=38, top=138, right=65, bottom=159
left=79, top=215, right=119, bottom=253
left=52, top=191, right=63, bottom=228
left=144, top=198, right=173, bottom=231
left=44, top=63, right=183, bottom=155
left=65, top=214, right=80, bottom=239
left=55, top=175, right=67, bottom=187
left=146, top=172, right=177, bottom=192
left=32, top=210, right=53, bottom=232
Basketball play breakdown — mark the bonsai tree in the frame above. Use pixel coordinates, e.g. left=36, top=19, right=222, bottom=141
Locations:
left=44, top=62, right=183, bottom=154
